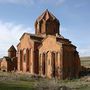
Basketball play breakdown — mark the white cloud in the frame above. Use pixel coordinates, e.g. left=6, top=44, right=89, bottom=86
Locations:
left=39, top=0, right=65, bottom=6
left=0, top=20, right=33, bottom=57
left=0, top=0, right=65, bottom=6
left=55, top=0, right=65, bottom=7
left=0, top=0, right=34, bottom=5
left=78, top=47, right=90, bottom=57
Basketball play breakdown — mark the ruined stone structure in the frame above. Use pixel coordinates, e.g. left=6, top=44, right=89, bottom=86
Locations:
left=0, top=45, right=17, bottom=72
left=17, top=9, right=81, bottom=79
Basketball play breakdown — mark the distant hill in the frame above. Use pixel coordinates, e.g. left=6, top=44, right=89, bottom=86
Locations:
left=80, top=56, right=90, bottom=68
left=80, top=57, right=90, bottom=61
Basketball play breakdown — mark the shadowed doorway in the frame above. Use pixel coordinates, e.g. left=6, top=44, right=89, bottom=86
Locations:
left=52, top=52, right=56, bottom=77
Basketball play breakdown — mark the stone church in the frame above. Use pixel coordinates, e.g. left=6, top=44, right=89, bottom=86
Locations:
left=17, top=9, right=81, bottom=79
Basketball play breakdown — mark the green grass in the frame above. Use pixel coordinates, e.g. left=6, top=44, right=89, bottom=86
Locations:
left=0, top=72, right=90, bottom=90
left=0, top=72, right=35, bottom=90
left=0, top=77, right=89, bottom=90
left=0, top=80, right=35, bottom=90
left=0, top=81, right=34, bottom=90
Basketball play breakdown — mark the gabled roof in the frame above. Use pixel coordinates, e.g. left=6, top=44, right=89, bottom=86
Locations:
left=3, top=56, right=11, bottom=62
left=17, top=42, right=20, bottom=47
left=41, top=35, right=56, bottom=42
left=3, top=56, right=16, bottom=62
left=36, top=9, right=59, bottom=22
left=0, top=58, right=3, bottom=60
left=41, top=34, right=64, bottom=43
left=38, top=35, right=60, bottom=49
left=8, top=45, right=16, bottom=52
left=20, top=32, right=43, bottom=41
left=0, top=58, right=3, bottom=62
left=38, top=35, right=76, bottom=49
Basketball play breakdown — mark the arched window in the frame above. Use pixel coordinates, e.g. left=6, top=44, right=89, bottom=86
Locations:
left=23, top=49, right=26, bottom=62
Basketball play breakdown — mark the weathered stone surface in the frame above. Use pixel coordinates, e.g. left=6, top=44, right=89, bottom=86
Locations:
left=0, top=9, right=81, bottom=79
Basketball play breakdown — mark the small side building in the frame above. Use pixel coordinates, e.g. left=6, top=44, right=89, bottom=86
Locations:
left=0, top=58, right=2, bottom=70
left=0, top=45, right=17, bottom=72
left=1, top=57, right=13, bottom=72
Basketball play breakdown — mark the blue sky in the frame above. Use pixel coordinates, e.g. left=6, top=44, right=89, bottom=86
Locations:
left=0, top=0, right=90, bottom=57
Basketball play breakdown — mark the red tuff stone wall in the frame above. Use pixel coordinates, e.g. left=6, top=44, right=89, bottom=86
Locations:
left=35, top=19, right=59, bottom=36
left=63, top=45, right=81, bottom=79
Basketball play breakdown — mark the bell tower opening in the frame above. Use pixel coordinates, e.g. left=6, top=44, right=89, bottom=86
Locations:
left=35, top=9, right=60, bottom=36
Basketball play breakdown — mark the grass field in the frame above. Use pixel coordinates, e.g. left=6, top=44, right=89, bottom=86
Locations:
left=80, top=57, right=90, bottom=68
left=0, top=81, right=34, bottom=90
left=0, top=72, right=35, bottom=90
left=0, top=57, right=90, bottom=90
left=0, top=72, right=90, bottom=90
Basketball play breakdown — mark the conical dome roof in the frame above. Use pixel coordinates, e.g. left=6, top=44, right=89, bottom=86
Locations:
left=8, top=45, right=16, bottom=52
left=36, top=9, right=59, bottom=22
